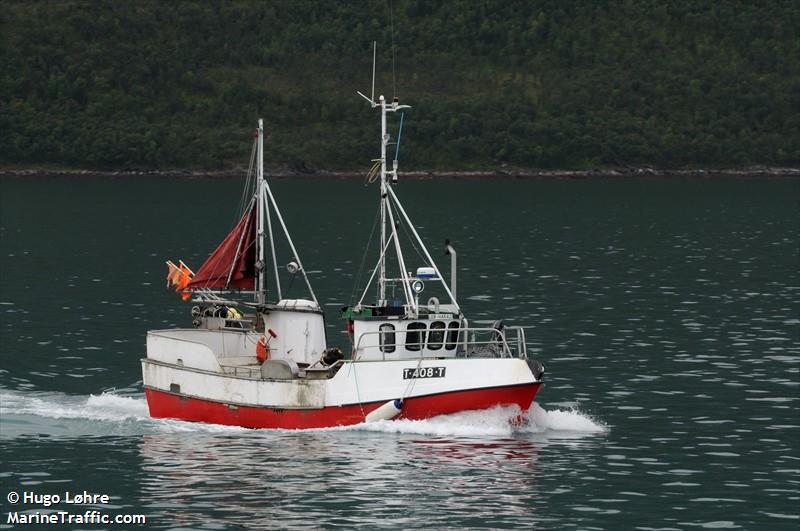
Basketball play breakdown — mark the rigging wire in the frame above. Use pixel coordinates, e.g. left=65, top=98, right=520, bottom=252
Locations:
left=235, top=137, right=258, bottom=223
left=349, top=202, right=382, bottom=306
left=390, top=197, right=428, bottom=265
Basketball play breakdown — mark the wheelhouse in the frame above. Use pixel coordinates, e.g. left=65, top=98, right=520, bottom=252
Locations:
left=349, top=314, right=464, bottom=360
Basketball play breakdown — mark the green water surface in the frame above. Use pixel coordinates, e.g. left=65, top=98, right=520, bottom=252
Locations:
left=1, top=176, right=798, bottom=529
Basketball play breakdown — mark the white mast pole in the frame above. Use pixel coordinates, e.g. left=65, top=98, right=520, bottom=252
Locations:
left=356, top=47, right=409, bottom=310
left=379, top=95, right=387, bottom=306
left=445, top=241, right=457, bottom=303
left=256, top=119, right=282, bottom=303
left=257, top=119, right=266, bottom=305
left=262, top=124, right=282, bottom=301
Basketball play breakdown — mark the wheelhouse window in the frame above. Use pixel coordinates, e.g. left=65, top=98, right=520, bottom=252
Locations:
left=406, top=322, right=427, bottom=351
left=446, top=321, right=460, bottom=351
left=428, top=321, right=445, bottom=350
left=379, top=324, right=396, bottom=353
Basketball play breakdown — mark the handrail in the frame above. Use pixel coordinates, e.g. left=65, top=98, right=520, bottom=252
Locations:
left=222, top=365, right=262, bottom=378
left=352, top=325, right=528, bottom=361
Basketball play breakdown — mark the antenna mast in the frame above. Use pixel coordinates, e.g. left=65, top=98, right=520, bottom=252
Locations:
left=355, top=43, right=459, bottom=315
left=356, top=42, right=411, bottom=308
left=256, top=119, right=266, bottom=304
left=371, top=41, right=376, bottom=104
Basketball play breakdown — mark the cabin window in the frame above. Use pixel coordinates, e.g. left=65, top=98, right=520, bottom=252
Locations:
left=446, top=321, right=460, bottom=351
left=406, top=322, right=427, bottom=351
left=379, top=324, right=396, bottom=353
left=428, top=321, right=445, bottom=350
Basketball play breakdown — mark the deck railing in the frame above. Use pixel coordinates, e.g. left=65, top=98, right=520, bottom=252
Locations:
left=220, top=365, right=262, bottom=378
left=352, top=326, right=528, bottom=361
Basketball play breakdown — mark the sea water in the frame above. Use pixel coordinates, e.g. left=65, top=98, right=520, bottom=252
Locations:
left=0, top=176, right=798, bottom=529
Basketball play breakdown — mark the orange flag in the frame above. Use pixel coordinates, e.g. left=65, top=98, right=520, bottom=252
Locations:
left=166, top=260, right=195, bottom=300
left=176, top=261, right=194, bottom=290
left=166, top=261, right=182, bottom=287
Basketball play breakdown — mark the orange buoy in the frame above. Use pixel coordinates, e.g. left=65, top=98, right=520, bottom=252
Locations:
left=256, top=335, right=269, bottom=363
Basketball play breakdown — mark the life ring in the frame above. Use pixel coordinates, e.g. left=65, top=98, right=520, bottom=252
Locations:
left=256, top=335, right=270, bottom=363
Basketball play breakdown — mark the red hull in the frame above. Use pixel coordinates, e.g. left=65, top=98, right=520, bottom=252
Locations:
left=144, top=383, right=541, bottom=429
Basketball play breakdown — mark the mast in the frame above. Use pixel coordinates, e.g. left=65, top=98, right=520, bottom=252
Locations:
left=259, top=118, right=318, bottom=307
left=374, top=94, right=410, bottom=308
left=256, top=119, right=266, bottom=304
left=379, top=96, right=387, bottom=306
left=262, top=121, right=282, bottom=301
left=356, top=96, right=462, bottom=314
left=356, top=47, right=459, bottom=315
left=257, top=118, right=290, bottom=304
left=186, top=119, right=317, bottom=306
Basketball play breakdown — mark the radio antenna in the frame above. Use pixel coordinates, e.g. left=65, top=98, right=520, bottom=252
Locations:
left=357, top=41, right=378, bottom=106
left=371, top=40, right=376, bottom=104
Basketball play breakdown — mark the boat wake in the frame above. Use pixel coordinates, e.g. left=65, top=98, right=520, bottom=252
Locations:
left=0, top=388, right=606, bottom=439
left=0, top=388, right=247, bottom=437
left=349, top=403, right=607, bottom=438
left=2, top=389, right=148, bottom=422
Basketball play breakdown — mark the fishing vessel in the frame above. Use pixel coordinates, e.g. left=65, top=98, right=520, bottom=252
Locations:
left=141, top=91, right=545, bottom=429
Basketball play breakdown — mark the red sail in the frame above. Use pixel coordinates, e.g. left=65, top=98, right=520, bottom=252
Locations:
left=186, top=204, right=257, bottom=290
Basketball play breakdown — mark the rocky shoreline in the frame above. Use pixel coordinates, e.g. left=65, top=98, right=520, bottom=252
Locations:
left=1, top=166, right=798, bottom=179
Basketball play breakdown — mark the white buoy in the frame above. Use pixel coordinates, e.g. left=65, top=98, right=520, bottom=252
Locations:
left=365, top=399, right=404, bottom=422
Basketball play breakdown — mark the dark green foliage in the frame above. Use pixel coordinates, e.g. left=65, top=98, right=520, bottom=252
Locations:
left=1, top=1, right=797, bottom=170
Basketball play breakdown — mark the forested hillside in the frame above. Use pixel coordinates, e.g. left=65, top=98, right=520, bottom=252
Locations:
left=1, top=1, right=798, bottom=171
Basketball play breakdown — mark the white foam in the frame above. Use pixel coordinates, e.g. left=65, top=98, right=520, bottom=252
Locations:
left=528, top=403, right=608, bottom=433
left=155, top=417, right=250, bottom=434
left=352, top=406, right=524, bottom=437
left=1, top=390, right=149, bottom=422
left=0, top=389, right=246, bottom=435
left=348, top=403, right=607, bottom=438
